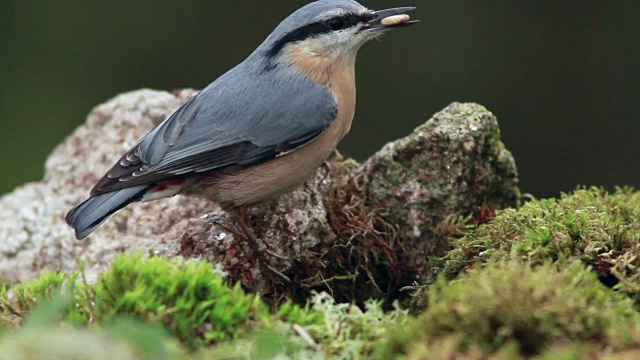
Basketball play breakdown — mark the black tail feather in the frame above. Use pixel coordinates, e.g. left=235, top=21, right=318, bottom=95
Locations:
left=65, top=185, right=147, bottom=239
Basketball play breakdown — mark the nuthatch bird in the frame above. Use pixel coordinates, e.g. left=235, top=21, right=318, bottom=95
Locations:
left=66, top=0, right=417, bottom=245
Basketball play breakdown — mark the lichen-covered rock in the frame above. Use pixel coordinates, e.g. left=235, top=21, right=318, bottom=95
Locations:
left=328, top=103, right=519, bottom=298
left=0, top=90, right=519, bottom=304
left=358, top=102, right=518, bottom=238
left=0, top=89, right=212, bottom=283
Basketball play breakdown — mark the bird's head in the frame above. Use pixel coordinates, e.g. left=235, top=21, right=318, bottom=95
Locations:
left=256, top=0, right=417, bottom=71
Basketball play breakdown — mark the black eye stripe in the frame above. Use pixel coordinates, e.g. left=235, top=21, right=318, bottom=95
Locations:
left=266, top=12, right=374, bottom=58
left=338, top=13, right=371, bottom=29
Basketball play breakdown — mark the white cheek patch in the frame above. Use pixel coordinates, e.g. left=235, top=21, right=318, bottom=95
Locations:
left=333, top=29, right=358, bottom=44
left=313, top=28, right=363, bottom=56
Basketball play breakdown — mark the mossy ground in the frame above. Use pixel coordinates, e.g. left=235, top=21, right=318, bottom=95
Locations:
left=420, top=186, right=640, bottom=308
left=1, top=187, right=639, bottom=359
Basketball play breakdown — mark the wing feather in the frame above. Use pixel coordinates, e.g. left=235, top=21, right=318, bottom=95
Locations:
left=91, top=65, right=337, bottom=196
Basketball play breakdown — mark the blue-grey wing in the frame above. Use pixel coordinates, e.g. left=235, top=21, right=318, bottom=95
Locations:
left=91, top=66, right=337, bottom=195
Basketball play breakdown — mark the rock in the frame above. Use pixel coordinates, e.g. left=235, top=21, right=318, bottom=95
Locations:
left=341, top=103, right=520, bottom=298
left=0, top=90, right=519, bottom=304
left=0, top=89, right=212, bottom=283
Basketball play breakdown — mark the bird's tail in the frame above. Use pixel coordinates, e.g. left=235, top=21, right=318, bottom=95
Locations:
left=65, top=185, right=147, bottom=240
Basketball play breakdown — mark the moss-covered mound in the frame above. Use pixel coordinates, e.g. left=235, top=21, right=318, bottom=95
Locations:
left=1, top=254, right=322, bottom=353
left=1, top=187, right=639, bottom=359
left=381, top=262, right=640, bottom=359
left=0, top=254, right=409, bottom=358
left=428, top=187, right=640, bottom=304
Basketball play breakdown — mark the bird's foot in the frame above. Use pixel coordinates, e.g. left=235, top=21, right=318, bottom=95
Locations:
left=206, top=215, right=246, bottom=247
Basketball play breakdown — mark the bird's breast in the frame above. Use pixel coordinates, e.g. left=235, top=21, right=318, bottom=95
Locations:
left=327, top=65, right=357, bottom=146
left=285, top=44, right=358, bottom=144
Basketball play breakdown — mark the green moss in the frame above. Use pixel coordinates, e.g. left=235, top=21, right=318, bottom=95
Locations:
left=0, top=272, right=406, bottom=359
left=11, top=271, right=69, bottom=312
left=383, top=161, right=410, bottom=185
left=0, top=282, right=9, bottom=330
left=429, top=187, right=640, bottom=303
left=380, top=262, right=640, bottom=358
left=0, top=270, right=77, bottom=330
left=335, top=158, right=359, bottom=174
left=89, top=254, right=268, bottom=349
left=197, top=291, right=410, bottom=359
left=308, top=292, right=408, bottom=358
left=0, top=292, right=184, bottom=360
left=0, top=253, right=323, bottom=353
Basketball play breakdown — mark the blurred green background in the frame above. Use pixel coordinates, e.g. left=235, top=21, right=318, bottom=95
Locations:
left=1, top=1, right=638, bottom=197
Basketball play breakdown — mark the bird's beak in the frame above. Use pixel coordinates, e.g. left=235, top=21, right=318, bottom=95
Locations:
left=360, top=6, right=419, bottom=32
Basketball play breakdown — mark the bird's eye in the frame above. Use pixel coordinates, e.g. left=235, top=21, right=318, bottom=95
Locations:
left=328, top=18, right=345, bottom=30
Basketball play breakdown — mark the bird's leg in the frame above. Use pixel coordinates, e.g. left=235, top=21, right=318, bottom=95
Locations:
left=321, top=148, right=345, bottom=176
left=332, top=148, right=344, bottom=161
left=205, top=215, right=247, bottom=253
left=228, top=209, right=290, bottom=282
left=234, top=214, right=262, bottom=259
left=224, top=207, right=262, bottom=258
left=207, top=216, right=242, bottom=237
left=203, top=210, right=261, bottom=255
left=234, top=214, right=288, bottom=261
left=225, top=207, right=287, bottom=259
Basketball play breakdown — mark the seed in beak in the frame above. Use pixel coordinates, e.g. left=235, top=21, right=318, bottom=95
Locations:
left=380, top=14, right=411, bottom=26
